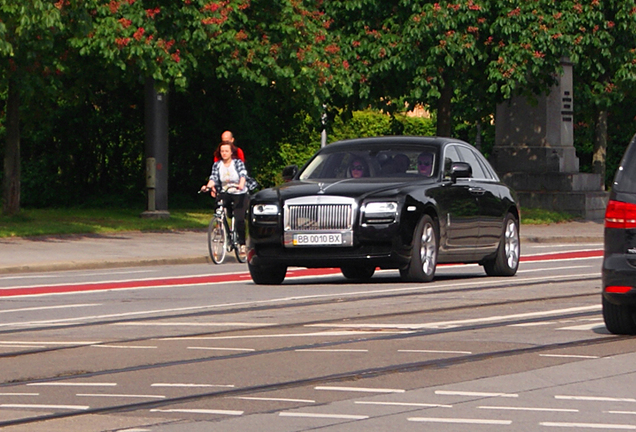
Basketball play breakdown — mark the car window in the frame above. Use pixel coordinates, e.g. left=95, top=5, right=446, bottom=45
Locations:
left=298, top=146, right=439, bottom=180
left=443, top=145, right=461, bottom=179
left=614, top=140, right=636, bottom=193
left=456, top=145, right=487, bottom=179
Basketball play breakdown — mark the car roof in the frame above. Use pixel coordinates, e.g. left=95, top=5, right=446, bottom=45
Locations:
left=322, top=136, right=469, bottom=152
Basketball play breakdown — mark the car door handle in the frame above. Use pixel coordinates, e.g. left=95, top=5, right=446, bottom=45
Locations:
left=469, top=187, right=486, bottom=195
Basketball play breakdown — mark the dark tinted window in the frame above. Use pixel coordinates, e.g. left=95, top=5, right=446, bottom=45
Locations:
left=614, top=137, right=636, bottom=194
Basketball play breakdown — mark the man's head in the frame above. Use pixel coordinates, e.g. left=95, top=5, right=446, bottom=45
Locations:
left=221, top=130, right=234, bottom=144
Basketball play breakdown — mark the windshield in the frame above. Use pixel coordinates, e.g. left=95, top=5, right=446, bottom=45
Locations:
left=299, top=147, right=438, bottom=180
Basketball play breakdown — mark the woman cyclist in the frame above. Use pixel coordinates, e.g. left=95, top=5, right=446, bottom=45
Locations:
left=201, top=141, right=257, bottom=252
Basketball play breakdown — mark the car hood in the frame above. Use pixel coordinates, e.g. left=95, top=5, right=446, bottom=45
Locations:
left=254, top=178, right=430, bottom=202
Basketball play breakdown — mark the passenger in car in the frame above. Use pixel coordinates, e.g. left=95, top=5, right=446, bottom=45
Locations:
left=417, top=152, right=434, bottom=177
left=348, top=158, right=369, bottom=178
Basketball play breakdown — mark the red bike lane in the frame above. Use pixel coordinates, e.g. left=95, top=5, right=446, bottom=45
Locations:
left=0, top=250, right=602, bottom=298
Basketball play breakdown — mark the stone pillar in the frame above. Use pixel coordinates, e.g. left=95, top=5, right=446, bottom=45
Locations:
left=491, top=58, right=607, bottom=220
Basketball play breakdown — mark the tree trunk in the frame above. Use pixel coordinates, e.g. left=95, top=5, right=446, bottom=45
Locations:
left=593, top=108, right=608, bottom=191
left=2, top=79, right=20, bottom=215
left=436, top=81, right=452, bottom=137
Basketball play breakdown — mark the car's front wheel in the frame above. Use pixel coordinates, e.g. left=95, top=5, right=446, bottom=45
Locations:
left=341, top=265, right=375, bottom=280
left=483, top=213, right=519, bottom=276
left=248, top=262, right=287, bottom=285
left=400, top=214, right=438, bottom=282
left=603, top=297, right=636, bottom=335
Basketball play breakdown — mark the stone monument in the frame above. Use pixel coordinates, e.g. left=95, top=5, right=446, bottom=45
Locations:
left=491, top=58, right=608, bottom=220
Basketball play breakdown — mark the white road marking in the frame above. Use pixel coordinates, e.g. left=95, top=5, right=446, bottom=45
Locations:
left=27, top=382, right=116, bottom=387
left=187, top=346, right=255, bottom=352
left=480, top=405, right=579, bottom=413
left=518, top=265, right=593, bottom=273
left=315, top=386, right=405, bottom=393
left=557, top=322, right=607, bottom=331
left=296, top=349, right=368, bottom=352
left=355, top=401, right=452, bottom=408
left=279, top=412, right=369, bottom=420
left=151, top=383, right=234, bottom=388
left=398, top=349, right=472, bottom=354
left=607, top=411, right=636, bottom=416
left=436, top=390, right=518, bottom=398
left=0, top=304, right=101, bottom=314
left=0, top=344, right=46, bottom=348
left=0, top=340, right=100, bottom=346
left=233, top=396, right=316, bottom=403
left=91, top=345, right=157, bottom=349
left=509, top=322, right=556, bottom=327
left=541, top=422, right=636, bottom=429
left=150, top=408, right=243, bottom=416
left=540, top=354, right=600, bottom=359
left=77, top=393, right=165, bottom=399
left=408, top=417, right=512, bottom=425
left=556, top=396, right=636, bottom=403
left=0, top=404, right=89, bottom=410
left=307, top=305, right=601, bottom=330
left=0, top=393, right=39, bottom=396
left=114, top=322, right=277, bottom=327
left=164, top=330, right=410, bottom=341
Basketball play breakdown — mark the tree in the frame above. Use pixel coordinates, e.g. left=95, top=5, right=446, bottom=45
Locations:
left=0, top=0, right=67, bottom=215
left=324, top=1, right=573, bottom=139
left=568, top=1, right=636, bottom=187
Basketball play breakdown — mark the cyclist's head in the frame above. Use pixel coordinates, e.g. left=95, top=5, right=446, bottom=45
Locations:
left=215, top=141, right=238, bottom=162
left=221, top=130, right=234, bottom=144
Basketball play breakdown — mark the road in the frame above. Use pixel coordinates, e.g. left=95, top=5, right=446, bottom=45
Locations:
left=0, top=241, right=631, bottom=432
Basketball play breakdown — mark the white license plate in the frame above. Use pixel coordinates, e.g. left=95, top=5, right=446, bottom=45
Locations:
left=293, top=233, right=342, bottom=246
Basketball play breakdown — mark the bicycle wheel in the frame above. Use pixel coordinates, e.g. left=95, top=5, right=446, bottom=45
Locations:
left=233, top=231, right=247, bottom=263
left=208, top=216, right=226, bottom=264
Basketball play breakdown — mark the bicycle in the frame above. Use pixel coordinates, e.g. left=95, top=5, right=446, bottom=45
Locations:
left=200, top=185, right=248, bottom=264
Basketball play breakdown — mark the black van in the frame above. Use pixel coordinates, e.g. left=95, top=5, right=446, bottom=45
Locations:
left=603, top=133, right=636, bottom=334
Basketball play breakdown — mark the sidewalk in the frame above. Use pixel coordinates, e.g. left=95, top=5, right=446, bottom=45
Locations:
left=0, top=221, right=605, bottom=275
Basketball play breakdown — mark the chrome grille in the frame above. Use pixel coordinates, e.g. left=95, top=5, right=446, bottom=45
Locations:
left=287, top=204, right=352, bottom=230
left=284, top=196, right=355, bottom=231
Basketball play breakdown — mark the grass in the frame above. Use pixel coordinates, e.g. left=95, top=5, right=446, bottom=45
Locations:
left=0, top=208, right=211, bottom=238
left=0, top=206, right=578, bottom=238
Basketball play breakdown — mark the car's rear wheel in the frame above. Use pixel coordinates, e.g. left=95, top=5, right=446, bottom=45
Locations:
left=248, top=262, right=287, bottom=285
left=603, top=297, right=636, bottom=335
left=483, top=213, right=519, bottom=276
left=400, top=214, right=438, bottom=282
left=341, top=265, right=375, bottom=280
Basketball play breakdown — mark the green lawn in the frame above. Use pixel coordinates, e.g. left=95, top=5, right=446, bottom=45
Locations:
left=0, top=207, right=576, bottom=238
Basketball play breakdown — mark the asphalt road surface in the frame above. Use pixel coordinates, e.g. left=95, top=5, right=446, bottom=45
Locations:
left=0, top=241, right=630, bottom=432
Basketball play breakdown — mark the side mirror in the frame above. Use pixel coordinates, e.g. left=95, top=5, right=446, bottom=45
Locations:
left=282, top=165, right=299, bottom=182
left=449, top=162, right=472, bottom=183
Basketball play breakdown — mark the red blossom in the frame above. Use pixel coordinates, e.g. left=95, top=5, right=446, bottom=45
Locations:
left=172, top=50, right=181, bottom=63
left=133, top=27, right=145, bottom=40
left=508, top=7, right=521, bottom=17
left=607, top=21, right=615, bottom=28
left=109, top=0, right=120, bottom=14
left=467, top=0, right=481, bottom=11
left=352, top=40, right=361, bottom=48
left=235, top=29, right=248, bottom=41
left=315, top=34, right=325, bottom=43
left=118, top=18, right=132, bottom=28
left=325, top=44, right=340, bottom=54
left=203, top=2, right=221, bottom=12
left=146, top=7, right=160, bottom=18
left=342, top=60, right=349, bottom=70
left=534, top=51, right=545, bottom=58
left=433, top=3, right=441, bottom=12
left=115, top=37, right=130, bottom=48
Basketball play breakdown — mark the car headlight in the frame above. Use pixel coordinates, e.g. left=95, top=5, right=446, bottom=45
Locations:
left=363, top=201, right=398, bottom=224
left=252, top=204, right=279, bottom=216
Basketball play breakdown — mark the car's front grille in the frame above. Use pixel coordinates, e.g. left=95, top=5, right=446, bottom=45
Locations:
left=287, top=204, right=352, bottom=230
left=284, top=196, right=356, bottom=231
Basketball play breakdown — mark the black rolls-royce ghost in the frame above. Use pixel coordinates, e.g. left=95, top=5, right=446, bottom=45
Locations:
left=247, top=136, right=520, bottom=284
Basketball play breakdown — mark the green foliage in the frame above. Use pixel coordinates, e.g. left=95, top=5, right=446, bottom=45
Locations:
left=330, top=110, right=436, bottom=142
left=520, top=207, right=577, bottom=225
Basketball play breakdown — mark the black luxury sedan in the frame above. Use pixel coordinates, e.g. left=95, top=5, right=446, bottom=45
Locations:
left=602, top=132, right=636, bottom=334
left=247, top=136, right=520, bottom=285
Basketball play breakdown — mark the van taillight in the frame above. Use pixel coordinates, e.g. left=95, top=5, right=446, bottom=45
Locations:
left=605, top=200, right=636, bottom=229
